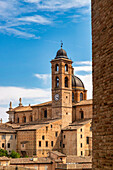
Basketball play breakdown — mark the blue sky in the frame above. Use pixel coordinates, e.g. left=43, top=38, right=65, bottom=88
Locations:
left=0, top=0, right=92, bottom=122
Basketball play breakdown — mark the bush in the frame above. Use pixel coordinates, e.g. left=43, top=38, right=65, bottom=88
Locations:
left=0, top=149, right=8, bottom=157
left=10, top=150, right=21, bottom=158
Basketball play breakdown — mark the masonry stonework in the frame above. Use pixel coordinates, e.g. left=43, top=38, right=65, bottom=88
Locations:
left=92, top=0, right=113, bottom=169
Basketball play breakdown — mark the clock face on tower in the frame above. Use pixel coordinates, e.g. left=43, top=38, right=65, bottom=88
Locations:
left=54, top=94, right=59, bottom=101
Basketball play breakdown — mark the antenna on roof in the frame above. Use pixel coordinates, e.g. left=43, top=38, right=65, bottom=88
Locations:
left=61, top=40, right=63, bottom=49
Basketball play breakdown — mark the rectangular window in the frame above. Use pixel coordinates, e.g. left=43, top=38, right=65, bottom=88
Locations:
left=55, top=132, right=58, bottom=137
left=46, top=141, right=48, bottom=147
left=51, top=141, right=53, bottom=147
left=22, top=144, right=24, bottom=147
left=51, top=124, right=52, bottom=128
left=10, top=135, right=13, bottom=140
left=2, top=135, right=6, bottom=139
left=42, top=135, right=45, bottom=140
left=63, top=144, right=65, bottom=148
left=86, top=137, right=89, bottom=144
left=15, top=135, right=16, bottom=139
left=7, top=143, right=10, bottom=148
left=39, top=141, right=41, bottom=147
left=80, top=128, right=82, bottom=132
left=80, top=134, right=82, bottom=138
left=64, top=135, right=65, bottom=139
left=2, top=143, right=4, bottom=148
left=81, top=151, right=83, bottom=156
left=60, top=141, right=62, bottom=147
left=81, top=143, right=82, bottom=148
left=46, top=126, right=48, bottom=132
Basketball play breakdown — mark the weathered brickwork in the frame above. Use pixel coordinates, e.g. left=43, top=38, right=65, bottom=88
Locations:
left=92, top=0, right=113, bottom=169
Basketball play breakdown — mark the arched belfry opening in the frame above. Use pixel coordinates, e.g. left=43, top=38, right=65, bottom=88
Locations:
left=65, top=77, right=68, bottom=87
left=55, top=64, right=59, bottom=72
left=56, top=77, right=59, bottom=87
left=65, top=64, right=68, bottom=72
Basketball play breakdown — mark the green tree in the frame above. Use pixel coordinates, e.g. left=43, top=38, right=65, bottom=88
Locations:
left=10, top=150, right=20, bottom=158
left=0, top=149, right=8, bottom=157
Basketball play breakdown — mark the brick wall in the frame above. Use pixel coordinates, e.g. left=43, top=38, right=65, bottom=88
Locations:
left=92, top=0, right=113, bottom=169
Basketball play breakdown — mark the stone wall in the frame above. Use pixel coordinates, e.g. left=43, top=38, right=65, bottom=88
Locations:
left=92, top=0, right=113, bottom=169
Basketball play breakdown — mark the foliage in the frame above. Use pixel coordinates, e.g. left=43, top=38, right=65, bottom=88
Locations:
left=10, top=150, right=21, bottom=158
left=0, top=149, right=8, bottom=157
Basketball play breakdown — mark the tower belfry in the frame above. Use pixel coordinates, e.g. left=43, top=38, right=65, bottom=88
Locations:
left=51, top=44, right=73, bottom=128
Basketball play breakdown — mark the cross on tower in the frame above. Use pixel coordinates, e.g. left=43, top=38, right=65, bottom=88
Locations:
left=61, top=40, right=63, bottom=48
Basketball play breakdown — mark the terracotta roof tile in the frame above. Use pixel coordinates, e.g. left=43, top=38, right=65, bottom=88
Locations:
left=73, top=99, right=92, bottom=106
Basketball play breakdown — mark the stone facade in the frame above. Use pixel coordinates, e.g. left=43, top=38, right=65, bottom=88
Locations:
left=92, top=0, right=113, bottom=169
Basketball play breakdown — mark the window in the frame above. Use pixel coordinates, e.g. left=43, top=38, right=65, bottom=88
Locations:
left=42, top=135, right=45, bottom=140
left=46, top=126, right=48, bottom=132
left=81, top=151, right=83, bottom=156
left=51, top=124, right=52, bottom=128
left=64, top=135, right=65, bottom=139
left=17, top=117, right=19, bottom=123
left=80, top=111, right=84, bottom=119
left=55, top=132, right=58, bottom=137
left=86, top=137, right=89, bottom=144
left=65, top=77, right=68, bottom=87
left=80, top=128, right=82, bottom=132
left=51, top=141, right=53, bottom=147
left=39, top=141, right=41, bottom=147
left=66, top=112, right=68, bottom=115
left=44, top=110, right=47, bottom=118
left=72, top=92, right=74, bottom=102
left=30, top=115, right=32, bottom=122
left=10, top=135, right=13, bottom=140
left=7, top=143, right=10, bottom=148
left=63, top=144, right=65, bottom=148
left=60, top=141, right=62, bottom=147
left=55, top=64, right=59, bottom=72
left=23, top=116, right=26, bottom=123
left=2, top=135, right=5, bottom=139
left=2, top=143, right=4, bottom=148
left=90, top=126, right=92, bottom=131
left=46, top=141, right=48, bottom=147
left=65, top=64, right=68, bottom=72
left=15, top=135, right=16, bottom=139
left=60, top=158, right=62, bottom=161
left=81, top=143, right=82, bottom=148
left=80, top=93, right=83, bottom=101
left=81, top=134, right=82, bottom=138
left=22, top=144, right=24, bottom=147
left=56, top=77, right=59, bottom=87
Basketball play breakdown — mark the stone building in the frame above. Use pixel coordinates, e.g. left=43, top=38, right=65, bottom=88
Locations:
left=1, top=45, right=92, bottom=159
left=92, top=0, right=113, bottom=169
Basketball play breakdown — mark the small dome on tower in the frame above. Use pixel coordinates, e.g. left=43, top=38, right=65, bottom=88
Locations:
left=55, top=41, right=68, bottom=59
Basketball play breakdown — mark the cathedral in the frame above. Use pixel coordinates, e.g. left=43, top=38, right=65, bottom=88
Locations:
left=0, top=45, right=92, bottom=158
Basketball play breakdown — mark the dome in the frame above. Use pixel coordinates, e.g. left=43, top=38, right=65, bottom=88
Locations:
left=55, top=48, right=68, bottom=59
left=72, top=75, right=85, bottom=90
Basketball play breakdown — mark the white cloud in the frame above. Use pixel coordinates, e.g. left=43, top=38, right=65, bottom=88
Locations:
left=19, top=15, right=52, bottom=25
left=75, top=61, right=92, bottom=65
left=0, top=107, right=9, bottom=123
left=34, top=74, right=51, bottom=84
left=74, top=65, right=92, bottom=72
left=0, top=0, right=91, bottom=38
left=0, top=86, right=51, bottom=106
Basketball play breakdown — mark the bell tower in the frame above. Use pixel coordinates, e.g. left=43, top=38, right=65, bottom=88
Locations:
left=51, top=43, right=73, bottom=128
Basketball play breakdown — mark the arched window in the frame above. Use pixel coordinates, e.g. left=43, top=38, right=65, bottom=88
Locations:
left=17, top=117, right=19, bottom=123
left=65, top=77, right=68, bottom=87
left=80, top=111, right=84, bottom=119
left=23, top=116, right=26, bottom=123
left=55, top=64, right=59, bottom=72
left=80, top=93, right=83, bottom=101
left=44, top=110, right=47, bottom=118
left=56, top=77, right=59, bottom=87
left=30, top=115, right=32, bottom=122
left=72, top=92, right=74, bottom=102
left=65, top=64, right=68, bottom=72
